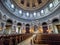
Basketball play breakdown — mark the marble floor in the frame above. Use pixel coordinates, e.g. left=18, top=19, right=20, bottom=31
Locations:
left=18, top=34, right=48, bottom=45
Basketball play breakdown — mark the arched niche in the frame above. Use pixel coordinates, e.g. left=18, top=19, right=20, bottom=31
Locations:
left=5, top=19, right=13, bottom=34
left=52, top=18, right=59, bottom=24
left=42, top=22, right=48, bottom=33
left=17, top=23, right=22, bottom=33
left=52, top=18, right=60, bottom=33
left=17, top=23, right=22, bottom=26
left=6, top=19, right=13, bottom=26
left=25, top=24, right=30, bottom=33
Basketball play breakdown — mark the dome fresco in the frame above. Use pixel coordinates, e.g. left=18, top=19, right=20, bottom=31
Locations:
left=11, top=0, right=49, bottom=11
left=1, top=0, right=60, bottom=21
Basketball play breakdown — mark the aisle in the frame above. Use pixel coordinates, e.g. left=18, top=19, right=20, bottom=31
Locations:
left=18, top=34, right=35, bottom=45
left=18, top=34, right=48, bottom=45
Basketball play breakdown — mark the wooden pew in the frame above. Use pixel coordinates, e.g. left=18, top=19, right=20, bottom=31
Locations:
left=0, top=33, right=33, bottom=45
left=33, top=34, right=60, bottom=45
left=0, top=35, right=4, bottom=45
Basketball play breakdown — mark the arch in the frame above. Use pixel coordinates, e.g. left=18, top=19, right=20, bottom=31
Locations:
left=6, top=19, right=13, bottom=24
left=25, top=24, right=30, bottom=33
left=42, top=22, right=47, bottom=25
left=17, top=23, right=22, bottom=26
left=52, top=18, right=59, bottom=23
left=5, top=19, right=13, bottom=34
left=17, top=22, right=22, bottom=33
left=42, top=22, right=48, bottom=33
left=6, top=19, right=13, bottom=27
left=52, top=18, right=60, bottom=33
left=26, top=24, right=30, bottom=26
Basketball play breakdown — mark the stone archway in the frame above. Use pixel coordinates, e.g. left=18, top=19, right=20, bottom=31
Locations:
left=52, top=18, right=59, bottom=23
left=42, top=22, right=48, bottom=33
left=6, top=19, right=13, bottom=34
left=25, top=24, right=30, bottom=33
left=17, top=23, right=22, bottom=34
left=52, top=18, right=60, bottom=33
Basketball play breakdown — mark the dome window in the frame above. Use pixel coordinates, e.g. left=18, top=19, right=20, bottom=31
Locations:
left=26, top=12, right=29, bottom=17
left=19, top=10, right=22, bottom=14
left=41, top=10, right=44, bottom=13
left=11, top=4, right=14, bottom=8
left=33, top=12, right=36, bottom=17
left=49, top=3, right=53, bottom=8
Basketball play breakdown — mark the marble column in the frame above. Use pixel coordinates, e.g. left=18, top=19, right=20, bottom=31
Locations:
left=53, top=25, right=58, bottom=34
left=2, top=23, right=6, bottom=33
left=38, top=25, right=43, bottom=33
left=47, top=20, right=54, bottom=34
left=11, top=24, right=17, bottom=34
left=49, top=23, right=59, bottom=34
left=30, top=25, right=34, bottom=33
left=21, top=23, right=26, bottom=34
left=47, top=24, right=53, bottom=34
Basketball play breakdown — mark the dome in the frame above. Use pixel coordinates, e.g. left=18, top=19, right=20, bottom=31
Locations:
left=0, top=0, right=60, bottom=45
left=0, top=0, right=59, bottom=22
left=11, top=0, right=49, bottom=11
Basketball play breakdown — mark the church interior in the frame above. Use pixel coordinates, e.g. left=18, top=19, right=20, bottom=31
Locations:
left=0, top=0, right=60, bottom=45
